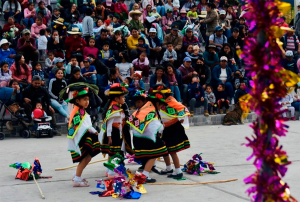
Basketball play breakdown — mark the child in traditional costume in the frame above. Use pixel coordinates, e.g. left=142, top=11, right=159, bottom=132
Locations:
left=66, top=87, right=100, bottom=187
left=152, top=84, right=190, bottom=179
left=99, top=83, right=128, bottom=177
left=127, top=90, right=168, bottom=183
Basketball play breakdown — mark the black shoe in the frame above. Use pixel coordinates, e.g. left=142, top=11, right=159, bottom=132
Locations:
left=167, top=173, right=183, bottom=179
left=146, top=178, right=156, bottom=183
left=151, top=166, right=160, bottom=174
left=160, top=169, right=173, bottom=175
left=138, top=165, right=144, bottom=172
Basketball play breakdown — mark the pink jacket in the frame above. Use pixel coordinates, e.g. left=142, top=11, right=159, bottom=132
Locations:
left=114, top=2, right=128, bottom=14
left=31, top=23, right=46, bottom=38
left=24, top=8, right=36, bottom=19
left=10, top=62, right=32, bottom=83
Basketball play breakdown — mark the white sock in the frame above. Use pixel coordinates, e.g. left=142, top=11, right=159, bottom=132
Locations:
left=142, top=170, right=149, bottom=178
left=166, top=165, right=172, bottom=171
left=175, top=168, right=182, bottom=174
left=74, top=176, right=82, bottom=182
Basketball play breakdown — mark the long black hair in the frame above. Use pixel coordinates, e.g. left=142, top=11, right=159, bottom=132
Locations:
left=207, top=2, right=216, bottom=9
left=0, top=61, right=9, bottom=76
left=14, top=54, right=29, bottom=76
left=9, top=0, right=18, bottom=13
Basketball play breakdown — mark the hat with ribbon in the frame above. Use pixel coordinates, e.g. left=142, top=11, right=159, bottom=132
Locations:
left=66, top=87, right=92, bottom=103
left=104, top=83, right=129, bottom=98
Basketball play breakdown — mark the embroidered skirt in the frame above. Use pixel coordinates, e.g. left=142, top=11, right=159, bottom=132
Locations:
left=100, top=127, right=123, bottom=156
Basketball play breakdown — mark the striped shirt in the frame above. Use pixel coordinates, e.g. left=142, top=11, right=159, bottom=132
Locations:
left=286, top=36, right=300, bottom=51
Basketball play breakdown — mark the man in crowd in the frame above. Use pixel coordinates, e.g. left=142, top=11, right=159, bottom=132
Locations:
left=17, top=29, right=39, bottom=63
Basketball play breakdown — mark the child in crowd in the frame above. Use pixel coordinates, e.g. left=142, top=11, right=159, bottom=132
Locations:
left=45, top=28, right=52, bottom=40
left=94, top=19, right=103, bottom=38
left=165, top=63, right=181, bottom=102
left=280, top=90, right=295, bottom=120
left=282, top=51, right=299, bottom=75
left=50, top=58, right=65, bottom=80
left=45, top=51, right=57, bottom=74
left=163, top=43, right=177, bottom=67
left=151, top=7, right=161, bottom=19
left=99, top=83, right=128, bottom=178
left=81, top=57, right=97, bottom=85
left=137, top=37, right=150, bottom=56
left=0, top=61, right=12, bottom=87
left=83, top=38, right=99, bottom=59
left=99, top=41, right=116, bottom=67
left=0, top=38, right=16, bottom=67
left=177, top=8, right=190, bottom=22
left=215, top=83, right=229, bottom=114
left=187, top=5, right=198, bottom=22
left=32, top=62, right=45, bottom=86
left=52, top=8, right=60, bottom=22
left=115, top=53, right=133, bottom=82
left=38, top=29, right=47, bottom=61
left=112, top=15, right=121, bottom=28
left=205, top=85, right=217, bottom=115
left=234, top=81, right=247, bottom=104
left=188, top=76, right=209, bottom=116
left=132, top=52, right=150, bottom=83
left=65, top=56, right=80, bottom=79
left=37, top=11, right=47, bottom=25
left=190, top=45, right=202, bottom=67
left=66, top=87, right=100, bottom=187
left=31, top=102, right=48, bottom=135
left=68, top=67, right=86, bottom=85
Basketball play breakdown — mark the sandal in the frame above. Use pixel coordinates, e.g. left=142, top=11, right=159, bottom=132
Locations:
left=72, top=176, right=88, bottom=183
left=73, top=181, right=90, bottom=187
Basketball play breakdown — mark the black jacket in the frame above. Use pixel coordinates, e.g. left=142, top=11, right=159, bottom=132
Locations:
left=47, top=37, right=65, bottom=51
left=48, top=78, right=68, bottom=101
left=23, top=85, right=51, bottom=109
left=64, top=8, right=80, bottom=23
left=91, top=59, right=109, bottom=76
left=67, top=76, right=86, bottom=85
left=111, top=36, right=127, bottom=53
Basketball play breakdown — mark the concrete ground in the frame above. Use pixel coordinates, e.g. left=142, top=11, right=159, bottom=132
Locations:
left=0, top=122, right=300, bottom=202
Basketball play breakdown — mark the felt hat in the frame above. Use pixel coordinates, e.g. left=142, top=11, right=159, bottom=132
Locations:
left=132, top=90, right=147, bottom=101
left=66, top=87, right=92, bottom=103
left=53, top=17, right=64, bottom=25
left=0, top=39, right=11, bottom=47
left=105, top=83, right=129, bottom=98
left=129, top=10, right=142, bottom=18
left=67, top=27, right=82, bottom=35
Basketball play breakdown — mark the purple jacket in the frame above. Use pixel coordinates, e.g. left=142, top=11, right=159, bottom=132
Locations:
left=178, top=64, right=197, bottom=84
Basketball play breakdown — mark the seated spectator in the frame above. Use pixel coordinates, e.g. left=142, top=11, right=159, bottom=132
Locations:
left=3, top=0, right=22, bottom=23
left=8, top=79, right=23, bottom=105
left=31, top=62, right=45, bottom=86
left=291, top=83, right=300, bottom=112
left=56, top=0, right=73, bottom=17
left=128, top=3, right=143, bottom=22
left=194, top=57, right=211, bottom=89
left=232, top=70, right=249, bottom=91
left=203, top=44, right=219, bottom=69
left=65, top=27, right=87, bottom=61
left=52, top=8, right=60, bottom=23
left=48, top=69, right=69, bottom=119
left=150, top=65, right=170, bottom=88
left=164, top=0, right=173, bottom=13
left=205, top=85, right=217, bottom=115
left=150, top=7, right=161, bottom=21
left=112, top=15, right=121, bottom=28
left=10, top=54, right=32, bottom=87
left=96, top=29, right=111, bottom=50
left=218, top=10, right=231, bottom=38
left=225, top=5, right=238, bottom=27
left=215, top=83, right=229, bottom=114
left=52, top=18, right=67, bottom=39
left=165, top=63, right=182, bottom=102
left=102, top=0, right=115, bottom=14
left=161, top=9, right=176, bottom=33
left=133, top=52, right=150, bottom=83
left=31, top=16, right=47, bottom=40
left=128, top=10, right=144, bottom=32
left=37, top=10, right=47, bottom=25
left=184, top=44, right=194, bottom=59
left=24, top=3, right=36, bottom=29
left=0, top=39, right=16, bottom=67
left=68, top=67, right=86, bottom=85
left=83, top=38, right=99, bottom=59
left=280, top=91, right=295, bottom=120
left=2, top=16, right=24, bottom=42
left=77, top=0, right=94, bottom=15
left=179, top=57, right=198, bottom=104
left=116, top=53, right=133, bottom=82
left=47, top=30, right=65, bottom=59
left=114, top=0, right=129, bottom=20
left=17, top=29, right=39, bottom=63
left=0, top=62, right=12, bottom=87
left=281, top=27, right=300, bottom=60
left=111, top=30, right=127, bottom=62
left=187, top=5, right=198, bottom=21
left=93, top=19, right=104, bottom=38
left=88, top=54, right=109, bottom=77
left=94, top=2, right=108, bottom=21
left=219, top=43, right=237, bottom=72
left=147, top=28, right=164, bottom=65
left=189, top=45, right=203, bottom=67
left=163, top=25, right=183, bottom=59
left=234, top=80, right=247, bottom=104
left=238, top=25, right=247, bottom=41
left=235, top=17, right=248, bottom=33
left=178, top=8, right=190, bottom=22
left=49, top=57, right=65, bottom=80
left=212, top=56, right=234, bottom=104
left=188, top=76, right=209, bottom=116
left=65, top=55, right=80, bottom=79
left=45, top=51, right=57, bottom=74
left=127, top=27, right=141, bottom=60
left=182, top=0, right=194, bottom=11
left=98, top=41, right=116, bottom=67
left=282, top=51, right=300, bottom=76
left=23, top=75, right=59, bottom=135
left=162, top=43, right=177, bottom=67
left=137, top=37, right=150, bottom=56
left=35, top=1, right=51, bottom=23
left=64, top=3, right=80, bottom=24
left=228, top=27, right=243, bottom=67
left=81, top=57, right=97, bottom=84
left=126, top=72, right=145, bottom=108
left=209, top=25, right=228, bottom=52
left=131, top=71, right=145, bottom=91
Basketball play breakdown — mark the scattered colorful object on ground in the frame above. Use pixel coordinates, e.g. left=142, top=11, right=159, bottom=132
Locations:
left=240, top=0, right=299, bottom=201
left=125, top=154, right=141, bottom=164
left=9, top=158, right=43, bottom=181
left=182, top=153, right=219, bottom=176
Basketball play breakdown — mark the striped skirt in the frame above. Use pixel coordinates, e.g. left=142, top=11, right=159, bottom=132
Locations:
left=100, top=127, right=123, bottom=157
left=70, top=132, right=100, bottom=163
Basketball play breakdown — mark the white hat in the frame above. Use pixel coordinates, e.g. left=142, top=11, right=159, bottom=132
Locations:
left=0, top=39, right=11, bottom=47
left=219, top=10, right=226, bottom=15
left=220, top=56, right=228, bottom=61
left=152, top=7, right=157, bottom=10
left=149, top=28, right=157, bottom=33
left=285, top=50, right=293, bottom=57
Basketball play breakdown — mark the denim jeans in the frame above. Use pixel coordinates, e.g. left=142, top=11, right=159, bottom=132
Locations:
left=50, top=99, right=69, bottom=118
left=4, top=11, right=22, bottom=23
left=156, top=6, right=165, bottom=16
left=182, top=84, right=188, bottom=103
left=23, top=18, right=34, bottom=28
left=224, top=82, right=234, bottom=99
left=291, top=101, right=300, bottom=112
left=170, top=85, right=181, bottom=102
left=85, top=74, right=97, bottom=85
left=189, top=97, right=208, bottom=112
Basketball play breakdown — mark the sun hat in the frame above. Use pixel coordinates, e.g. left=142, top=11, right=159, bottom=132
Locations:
left=180, top=8, right=187, bottom=13
left=0, top=39, right=11, bottom=47
left=53, top=17, right=64, bottom=25
left=129, top=10, right=142, bottom=18
left=66, top=87, right=92, bottom=103
left=67, top=27, right=82, bottom=35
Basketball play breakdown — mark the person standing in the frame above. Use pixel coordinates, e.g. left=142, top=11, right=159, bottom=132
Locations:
left=295, top=5, right=300, bottom=39
left=82, top=8, right=94, bottom=43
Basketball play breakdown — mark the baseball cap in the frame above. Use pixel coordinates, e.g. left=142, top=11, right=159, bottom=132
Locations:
left=167, top=8, right=172, bottom=13
left=149, top=28, right=157, bottom=33
left=215, top=25, right=223, bottom=31
left=183, top=57, right=192, bottom=62
left=232, top=27, right=239, bottom=32
left=208, top=44, right=216, bottom=48
left=54, top=57, right=65, bottom=64
left=22, top=29, right=31, bottom=35
left=219, top=10, right=226, bottom=15
left=285, top=50, right=293, bottom=57
left=83, top=57, right=91, bottom=62
left=171, top=24, right=179, bottom=31
left=220, top=56, right=228, bottom=61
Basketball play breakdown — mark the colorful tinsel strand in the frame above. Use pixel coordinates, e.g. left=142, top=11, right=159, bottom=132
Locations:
left=241, top=0, right=299, bottom=201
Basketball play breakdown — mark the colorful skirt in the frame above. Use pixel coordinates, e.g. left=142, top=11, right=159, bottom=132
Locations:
left=123, top=124, right=134, bottom=154
left=70, top=132, right=100, bottom=163
left=162, top=120, right=190, bottom=154
left=100, top=127, right=123, bottom=156
left=133, top=135, right=168, bottom=162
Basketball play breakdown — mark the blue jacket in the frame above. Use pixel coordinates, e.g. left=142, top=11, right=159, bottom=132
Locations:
left=0, top=48, right=16, bottom=67
left=150, top=74, right=170, bottom=88
left=98, top=50, right=114, bottom=62
left=212, top=65, right=233, bottom=87
left=188, top=82, right=205, bottom=100
left=147, top=36, right=162, bottom=48
left=97, top=74, right=121, bottom=92
left=282, top=59, right=299, bottom=74
left=137, top=44, right=150, bottom=56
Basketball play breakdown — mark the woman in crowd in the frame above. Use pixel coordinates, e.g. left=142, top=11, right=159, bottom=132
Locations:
left=64, top=3, right=80, bottom=24
left=3, top=0, right=22, bottom=23
left=161, top=8, right=175, bottom=33
left=47, top=30, right=66, bottom=59
left=35, top=1, right=51, bottom=23
left=165, top=63, right=182, bottom=102
left=111, top=30, right=127, bottom=62
left=218, top=43, right=237, bottom=72
left=150, top=66, right=170, bottom=88
left=10, top=54, right=32, bottom=87
left=65, top=27, right=87, bottom=61
left=2, top=16, right=24, bottom=42
left=31, top=16, right=47, bottom=39
left=23, top=3, right=36, bottom=28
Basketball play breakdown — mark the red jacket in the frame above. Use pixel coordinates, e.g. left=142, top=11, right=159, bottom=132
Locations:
left=65, top=36, right=87, bottom=59
left=114, top=2, right=128, bottom=14
left=2, top=23, right=24, bottom=35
